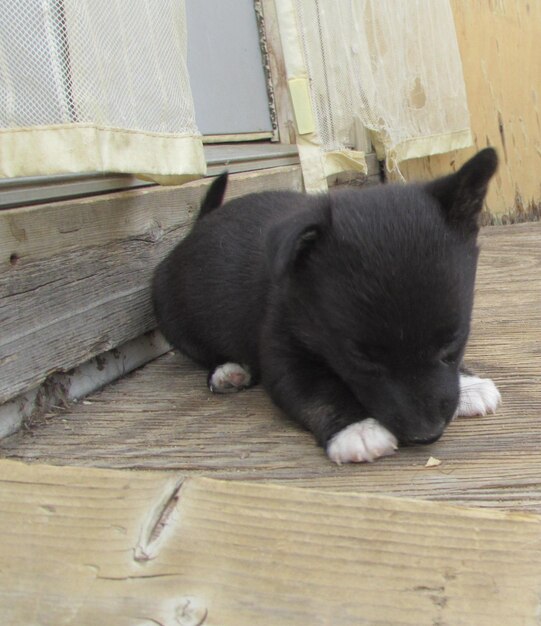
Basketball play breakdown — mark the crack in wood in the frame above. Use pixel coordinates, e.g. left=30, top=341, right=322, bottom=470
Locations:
left=134, top=477, right=185, bottom=563
left=4, top=275, right=64, bottom=298
left=96, top=573, right=180, bottom=582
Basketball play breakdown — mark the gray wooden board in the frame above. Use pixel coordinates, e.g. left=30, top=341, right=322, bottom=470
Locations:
left=2, top=223, right=541, bottom=512
left=0, top=166, right=303, bottom=404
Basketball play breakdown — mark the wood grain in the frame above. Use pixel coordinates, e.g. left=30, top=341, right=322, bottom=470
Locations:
left=1, top=165, right=303, bottom=265
left=2, top=222, right=541, bottom=515
left=2, top=460, right=541, bottom=625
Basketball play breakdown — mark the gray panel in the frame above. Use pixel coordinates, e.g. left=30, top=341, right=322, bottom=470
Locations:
left=185, top=0, right=272, bottom=135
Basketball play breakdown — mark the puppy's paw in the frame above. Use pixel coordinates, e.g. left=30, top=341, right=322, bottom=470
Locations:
left=327, top=418, right=398, bottom=465
left=208, top=363, right=252, bottom=394
left=458, top=375, right=501, bottom=416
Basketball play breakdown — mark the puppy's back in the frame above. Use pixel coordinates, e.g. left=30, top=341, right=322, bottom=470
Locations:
left=152, top=187, right=316, bottom=369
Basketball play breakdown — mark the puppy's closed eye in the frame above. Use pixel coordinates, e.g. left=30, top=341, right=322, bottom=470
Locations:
left=438, top=344, right=463, bottom=366
left=433, top=328, right=466, bottom=366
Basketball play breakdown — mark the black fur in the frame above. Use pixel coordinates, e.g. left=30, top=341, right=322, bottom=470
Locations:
left=152, top=149, right=498, bottom=449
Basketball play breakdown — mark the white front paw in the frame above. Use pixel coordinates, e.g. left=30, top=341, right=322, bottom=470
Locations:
left=208, top=362, right=252, bottom=393
left=458, top=375, right=501, bottom=416
left=327, top=418, right=398, bottom=465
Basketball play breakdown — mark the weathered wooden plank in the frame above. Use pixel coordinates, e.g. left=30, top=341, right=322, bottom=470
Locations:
left=2, top=222, right=541, bottom=515
left=0, top=167, right=304, bottom=405
left=2, top=460, right=541, bottom=625
left=1, top=165, right=303, bottom=265
left=1, top=235, right=159, bottom=403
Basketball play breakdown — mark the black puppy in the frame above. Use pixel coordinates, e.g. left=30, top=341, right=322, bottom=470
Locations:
left=152, top=149, right=501, bottom=463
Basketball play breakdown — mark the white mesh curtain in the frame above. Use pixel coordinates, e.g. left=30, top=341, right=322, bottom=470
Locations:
left=276, top=0, right=472, bottom=191
left=0, top=0, right=205, bottom=184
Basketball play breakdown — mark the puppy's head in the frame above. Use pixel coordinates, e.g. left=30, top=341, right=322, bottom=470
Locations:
left=267, top=148, right=498, bottom=445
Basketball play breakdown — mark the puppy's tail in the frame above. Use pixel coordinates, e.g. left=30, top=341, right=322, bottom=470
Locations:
left=198, top=172, right=228, bottom=220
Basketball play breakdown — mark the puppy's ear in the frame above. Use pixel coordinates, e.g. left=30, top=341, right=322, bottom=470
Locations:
left=266, top=198, right=331, bottom=280
left=426, top=148, right=498, bottom=232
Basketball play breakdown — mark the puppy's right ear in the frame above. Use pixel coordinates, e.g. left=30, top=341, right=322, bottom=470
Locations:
left=266, top=198, right=331, bottom=280
left=426, top=148, right=498, bottom=233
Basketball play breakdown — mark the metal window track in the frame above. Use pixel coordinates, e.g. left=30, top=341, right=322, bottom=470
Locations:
left=0, top=143, right=300, bottom=209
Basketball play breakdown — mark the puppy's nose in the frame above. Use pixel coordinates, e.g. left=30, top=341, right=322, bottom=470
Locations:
left=405, top=428, right=446, bottom=446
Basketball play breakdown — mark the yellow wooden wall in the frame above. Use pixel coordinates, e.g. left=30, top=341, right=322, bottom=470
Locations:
left=401, top=0, right=541, bottom=221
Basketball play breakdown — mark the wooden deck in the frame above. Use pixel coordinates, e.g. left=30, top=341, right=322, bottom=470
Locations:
left=2, top=222, right=541, bottom=513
